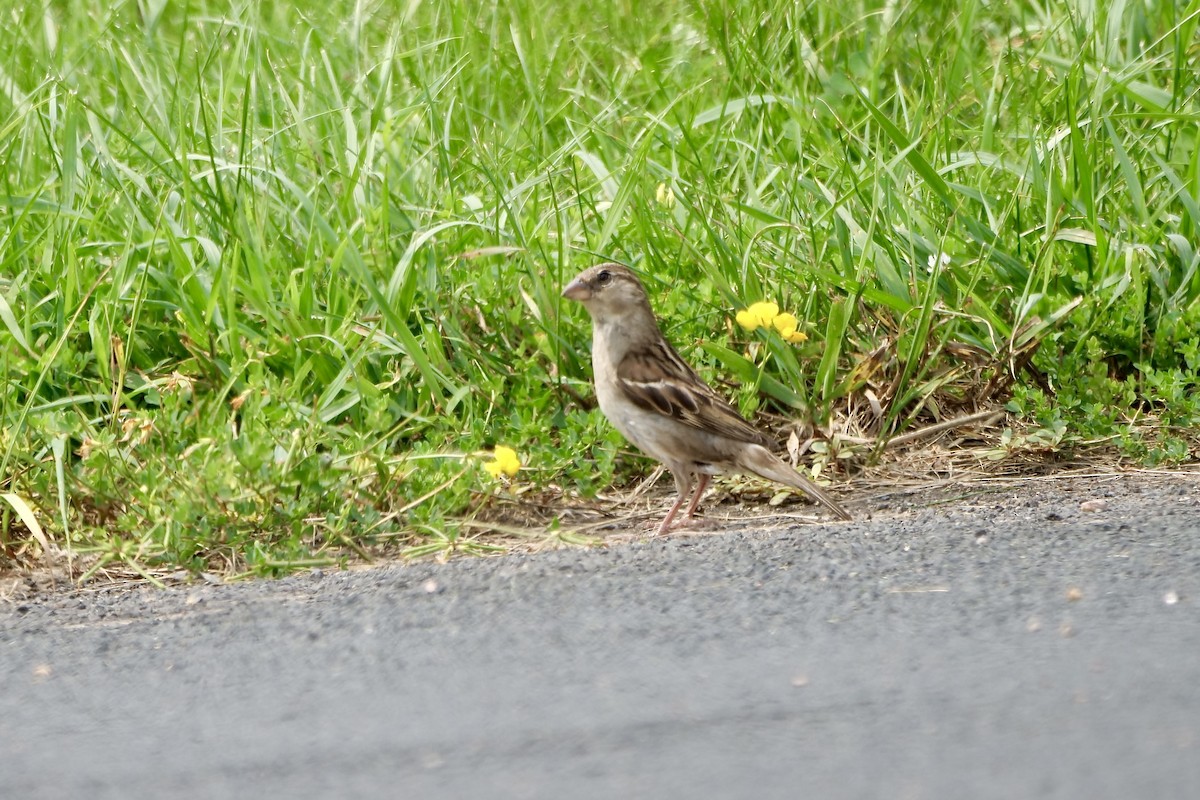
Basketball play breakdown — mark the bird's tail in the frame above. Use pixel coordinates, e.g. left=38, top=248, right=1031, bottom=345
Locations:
left=740, top=444, right=852, bottom=521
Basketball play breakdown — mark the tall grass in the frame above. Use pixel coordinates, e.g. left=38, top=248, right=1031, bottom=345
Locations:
left=1, top=0, right=1197, bottom=578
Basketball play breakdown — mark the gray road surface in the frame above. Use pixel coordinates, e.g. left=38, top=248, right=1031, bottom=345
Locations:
left=3, top=474, right=1199, bottom=799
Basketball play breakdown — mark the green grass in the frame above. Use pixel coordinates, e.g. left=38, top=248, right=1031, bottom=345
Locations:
left=1, top=0, right=1198, bottom=579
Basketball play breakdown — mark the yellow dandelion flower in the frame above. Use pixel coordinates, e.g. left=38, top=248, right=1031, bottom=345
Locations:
left=484, top=445, right=521, bottom=478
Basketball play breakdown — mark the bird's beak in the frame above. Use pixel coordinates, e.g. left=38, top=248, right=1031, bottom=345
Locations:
left=562, top=276, right=590, bottom=301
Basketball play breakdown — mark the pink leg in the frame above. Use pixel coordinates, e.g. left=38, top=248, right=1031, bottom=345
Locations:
left=657, top=469, right=695, bottom=535
left=682, top=474, right=710, bottom=521
left=657, top=473, right=711, bottom=535
left=656, top=494, right=688, bottom=535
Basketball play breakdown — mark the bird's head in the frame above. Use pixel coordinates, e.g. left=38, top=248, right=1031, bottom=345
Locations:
left=561, top=263, right=652, bottom=320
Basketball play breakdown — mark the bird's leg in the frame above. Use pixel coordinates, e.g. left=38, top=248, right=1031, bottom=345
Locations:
left=656, top=469, right=694, bottom=535
left=656, top=495, right=688, bottom=535
left=682, top=473, right=710, bottom=521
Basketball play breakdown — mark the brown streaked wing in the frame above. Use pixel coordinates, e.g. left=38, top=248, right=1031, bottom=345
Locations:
left=615, top=340, right=769, bottom=445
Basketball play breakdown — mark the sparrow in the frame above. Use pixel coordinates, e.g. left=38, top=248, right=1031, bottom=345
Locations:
left=562, top=263, right=852, bottom=533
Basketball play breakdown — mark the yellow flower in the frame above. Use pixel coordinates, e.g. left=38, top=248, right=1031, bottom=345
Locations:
left=772, top=312, right=798, bottom=334
left=483, top=445, right=521, bottom=478
left=771, top=312, right=809, bottom=344
left=655, top=182, right=676, bottom=209
left=735, top=301, right=779, bottom=331
left=782, top=328, right=808, bottom=344
left=736, top=302, right=808, bottom=343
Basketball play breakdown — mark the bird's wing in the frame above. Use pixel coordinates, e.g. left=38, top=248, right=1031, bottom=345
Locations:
left=615, top=339, right=769, bottom=446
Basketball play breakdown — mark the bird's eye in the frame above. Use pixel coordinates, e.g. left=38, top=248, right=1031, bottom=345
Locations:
left=596, top=270, right=612, bottom=285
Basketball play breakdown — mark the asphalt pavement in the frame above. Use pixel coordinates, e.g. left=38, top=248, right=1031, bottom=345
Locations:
left=2, top=473, right=1198, bottom=799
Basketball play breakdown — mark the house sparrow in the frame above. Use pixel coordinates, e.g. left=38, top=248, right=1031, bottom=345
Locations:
left=563, top=263, right=852, bottom=533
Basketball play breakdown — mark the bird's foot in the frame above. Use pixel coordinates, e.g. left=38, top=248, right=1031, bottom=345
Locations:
left=652, top=515, right=715, bottom=537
